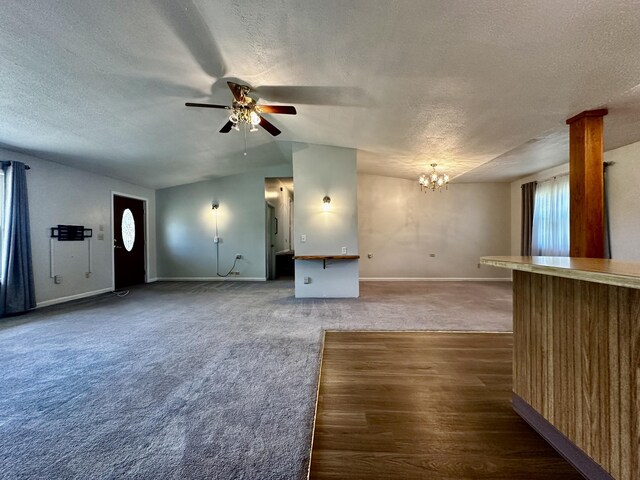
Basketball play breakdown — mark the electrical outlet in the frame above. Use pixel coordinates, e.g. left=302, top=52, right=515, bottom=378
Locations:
left=54, top=275, right=63, bottom=284
left=341, top=247, right=347, bottom=254
left=300, top=234, right=306, bottom=243
left=477, top=263, right=481, bottom=269
left=230, top=271, right=240, bottom=276
left=304, top=276, right=311, bottom=284
left=235, top=254, right=242, bottom=259
left=85, top=272, right=91, bottom=278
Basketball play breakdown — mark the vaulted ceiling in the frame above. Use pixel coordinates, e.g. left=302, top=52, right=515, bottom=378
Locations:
left=1, top=1, right=640, bottom=188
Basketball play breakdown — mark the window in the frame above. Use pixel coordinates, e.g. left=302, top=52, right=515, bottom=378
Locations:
left=531, top=175, right=569, bottom=256
left=121, top=208, right=136, bottom=252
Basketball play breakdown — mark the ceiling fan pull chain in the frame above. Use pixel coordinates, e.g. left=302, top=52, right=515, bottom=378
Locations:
left=243, top=123, right=247, bottom=156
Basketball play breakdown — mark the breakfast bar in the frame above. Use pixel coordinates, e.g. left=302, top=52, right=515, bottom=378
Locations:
left=481, top=256, right=640, bottom=480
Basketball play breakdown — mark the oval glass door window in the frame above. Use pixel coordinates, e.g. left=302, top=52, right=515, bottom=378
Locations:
left=121, top=208, right=136, bottom=252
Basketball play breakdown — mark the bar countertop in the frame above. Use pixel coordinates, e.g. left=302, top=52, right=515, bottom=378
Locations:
left=480, top=255, right=640, bottom=290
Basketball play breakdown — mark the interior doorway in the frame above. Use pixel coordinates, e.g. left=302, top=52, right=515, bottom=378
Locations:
left=266, top=204, right=276, bottom=280
left=113, top=194, right=146, bottom=289
left=264, top=178, right=294, bottom=280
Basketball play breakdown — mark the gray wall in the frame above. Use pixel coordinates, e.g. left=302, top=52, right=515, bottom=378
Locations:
left=293, top=144, right=359, bottom=297
left=359, top=174, right=511, bottom=279
left=156, top=164, right=293, bottom=280
left=0, top=148, right=157, bottom=306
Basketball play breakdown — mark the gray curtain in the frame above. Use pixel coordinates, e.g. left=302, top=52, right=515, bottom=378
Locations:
left=1, top=161, right=35, bottom=317
left=520, top=181, right=537, bottom=256
left=604, top=163, right=612, bottom=258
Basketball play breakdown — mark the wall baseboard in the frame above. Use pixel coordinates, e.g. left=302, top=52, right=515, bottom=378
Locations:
left=359, top=277, right=512, bottom=282
left=512, top=393, right=613, bottom=480
left=156, top=277, right=267, bottom=282
left=37, top=287, right=113, bottom=308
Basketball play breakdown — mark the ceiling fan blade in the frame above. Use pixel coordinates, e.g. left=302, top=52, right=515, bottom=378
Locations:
left=259, top=117, right=281, bottom=136
left=255, top=85, right=371, bottom=107
left=219, top=120, right=233, bottom=133
left=152, top=0, right=226, bottom=79
left=185, top=102, right=229, bottom=109
left=256, top=105, right=297, bottom=115
left=227, top=81, right=245, bottom=102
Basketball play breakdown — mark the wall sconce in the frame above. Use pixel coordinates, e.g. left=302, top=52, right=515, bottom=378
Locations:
left=322, top=195, right=331, bottom=212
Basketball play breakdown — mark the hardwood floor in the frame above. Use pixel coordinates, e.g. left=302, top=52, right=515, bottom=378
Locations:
left=309, top=331, right=584, bottom=479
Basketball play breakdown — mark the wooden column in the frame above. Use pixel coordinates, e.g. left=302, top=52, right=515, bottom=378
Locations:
left=566, top=109, right=607, bottom=258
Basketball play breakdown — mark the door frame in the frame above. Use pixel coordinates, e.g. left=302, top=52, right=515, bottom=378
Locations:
left=266, top=202, right=277, bottom=280
left=111, top=191, right=150, bottom=290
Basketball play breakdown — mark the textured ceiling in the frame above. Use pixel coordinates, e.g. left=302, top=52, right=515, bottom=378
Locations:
left=2, top=1, right=640, bottom=188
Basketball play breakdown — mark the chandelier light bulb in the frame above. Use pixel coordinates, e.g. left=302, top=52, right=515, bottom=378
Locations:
left=249, top=111, right=261, bottom=126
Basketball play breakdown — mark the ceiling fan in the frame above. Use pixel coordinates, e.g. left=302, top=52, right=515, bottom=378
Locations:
left=185, top=81, right=297, bottom=137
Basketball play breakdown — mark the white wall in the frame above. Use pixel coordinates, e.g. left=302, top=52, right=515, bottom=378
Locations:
left=600, top=142, right=640, bottom=261
left=293, top=144, right=359, bottom=297
left=0, top=148, right=157, bottom=306
left=510, top=163, right=569, bottom=255
left=156, top=164, right=293, bottom=280
left=359, top=174, right=511, bottom=279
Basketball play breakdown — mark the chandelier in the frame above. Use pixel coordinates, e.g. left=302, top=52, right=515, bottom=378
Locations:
left=418, top=163, right=449, bottom=192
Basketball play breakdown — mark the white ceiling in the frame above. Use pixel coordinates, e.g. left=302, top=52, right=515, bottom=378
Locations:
left=2, top=1, right=640, bottom=188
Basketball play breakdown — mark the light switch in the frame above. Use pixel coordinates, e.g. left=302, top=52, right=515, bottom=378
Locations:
left=301, top=234, right=306, bottom=243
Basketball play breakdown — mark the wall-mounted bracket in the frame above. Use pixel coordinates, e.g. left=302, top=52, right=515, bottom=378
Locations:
left=50, top=225, right=93, bottom=241
left=293, top=255, right=360, bottom=269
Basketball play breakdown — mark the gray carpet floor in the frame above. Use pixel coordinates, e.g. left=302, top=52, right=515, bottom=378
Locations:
left=0, top=280, right=512, bottom=479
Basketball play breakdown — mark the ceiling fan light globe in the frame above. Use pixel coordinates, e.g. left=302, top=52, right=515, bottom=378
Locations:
left=249, top=111, right=261, bottom=126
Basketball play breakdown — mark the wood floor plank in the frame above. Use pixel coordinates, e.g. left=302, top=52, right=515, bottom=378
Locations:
left=309, top=332, right=583, bottom=480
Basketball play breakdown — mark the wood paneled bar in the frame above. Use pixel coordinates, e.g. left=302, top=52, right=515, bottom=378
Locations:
left=481, top=256, right=640, bottom=480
